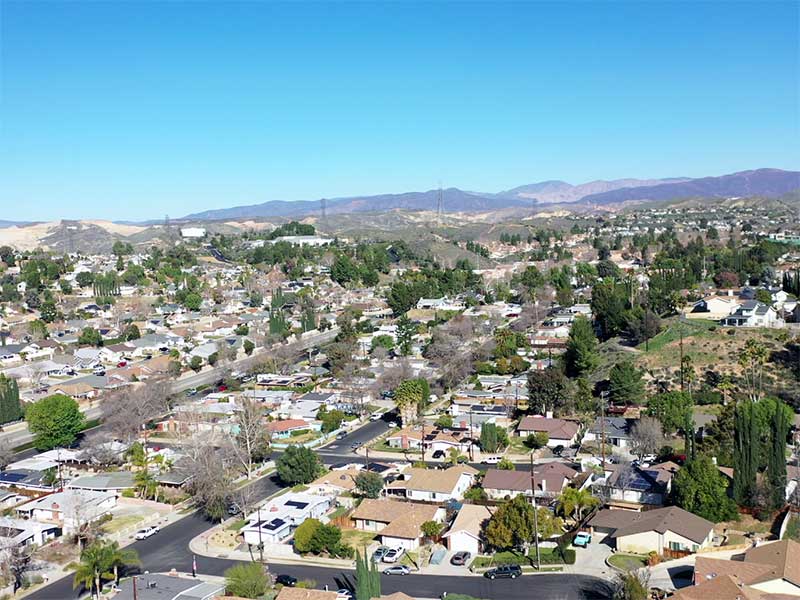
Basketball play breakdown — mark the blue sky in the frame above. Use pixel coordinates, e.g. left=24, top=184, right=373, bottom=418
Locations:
left=1, top=1, right=798, bottom=221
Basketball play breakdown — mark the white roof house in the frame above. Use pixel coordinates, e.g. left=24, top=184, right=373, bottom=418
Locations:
left=241, top=492, right=332, bottom=546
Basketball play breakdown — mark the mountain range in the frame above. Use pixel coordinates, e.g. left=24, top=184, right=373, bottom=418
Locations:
left=183, top=168, right=800, bottom=221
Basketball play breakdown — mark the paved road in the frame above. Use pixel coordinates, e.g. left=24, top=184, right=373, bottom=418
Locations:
left=29, top=501, right=612, bottom=600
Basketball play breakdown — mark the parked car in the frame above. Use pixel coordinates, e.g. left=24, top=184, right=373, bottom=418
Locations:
left=383, top=565, right=411, bottom=575
left=480, top=456, right=501, bottom=465
left=450, top=551, right=471, bottom=566
left=372, top=546, right=390, bottom=562
left=336, top=431, right=348, bottom=440
left=336, top=590, right=354, bottom=600
left=370, top=411, right=383, bottom=421
left=187, top=388, right=197, bottom=396
left=382, top=548, right=404, bottom=563
left=275, top=574, right=297, bottom=587
left=134, top=526, right=160, bottom=540
left=218, top=384, right=228, bottom=392
left=641, top=453, right=657, bottom=463
left=432, top=450, right=445, bottom=459
left=573, top=532, right=591, bottom=547
left=117, top=361, right=127, bottom=368
left=484, top=565, right=522, bottom=580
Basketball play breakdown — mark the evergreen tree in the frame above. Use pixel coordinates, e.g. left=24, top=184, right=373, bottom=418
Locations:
left=608, top=361, right=645, bottom=406
left=563, top=315, right=599, bottom=377
left=767, top=400, right=788, bottom=510
left=0, top=375, right=22, bottom=425
left=733, top=402, right=759, bottom=506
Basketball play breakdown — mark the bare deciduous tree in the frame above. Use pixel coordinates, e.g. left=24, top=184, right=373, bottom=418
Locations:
left=102, top=378, right=171, bottom=442
left=0, top=441, right=14, bottom=471
left=79, top=433, right=123, bottom=468
left=630, top=416, right=663, bottom=461
left=224, top=398, right=269, bottom=480
left=181, top=435, right=233, bottom=522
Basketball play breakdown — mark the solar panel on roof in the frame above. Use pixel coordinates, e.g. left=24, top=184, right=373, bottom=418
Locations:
left=0, top=473, right=28, bottom=483
left=285, top=500, right=308, bottom=509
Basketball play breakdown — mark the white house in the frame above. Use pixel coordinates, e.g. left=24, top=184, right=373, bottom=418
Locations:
left=16, top=489, right=116, bottom=534
left=442, top=504, right=495, bottom=556
left=180, top=227, right=206, bottom=238
left=241, top=492, right=332, bottom=546
left=721, top=301, right=782, bottom=328
left=384, top=465, right=477, bottom=503
left=517, top=415, right=579, bottom=448
left=0, top=516, right=60, bottom=550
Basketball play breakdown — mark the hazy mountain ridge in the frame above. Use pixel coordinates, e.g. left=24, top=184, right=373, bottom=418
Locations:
left=579, top=169, right=800, bottom=204
left=182, top=169, right=798, bottom=221
left=498, top=178, right=691, bottom=203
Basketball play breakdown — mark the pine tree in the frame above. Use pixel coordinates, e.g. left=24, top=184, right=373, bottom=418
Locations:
left=563, top=315, right=599, bottom=377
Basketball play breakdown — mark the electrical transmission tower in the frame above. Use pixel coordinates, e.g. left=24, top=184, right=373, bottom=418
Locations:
left=320, top=198, right=327, bottom=229
left=436, top=185, right=444, bottom=223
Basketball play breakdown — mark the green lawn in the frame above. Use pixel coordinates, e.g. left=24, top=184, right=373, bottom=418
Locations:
left=470, top=548, right=574, bottom=568
left=640, top=318, right=718, bottom=353
left=100, top=514, right=144, bottom=534
left=607, top=553, right=647, bottom=571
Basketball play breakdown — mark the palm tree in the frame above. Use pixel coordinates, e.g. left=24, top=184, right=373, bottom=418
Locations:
left=556, top=487, right=600, bottom=522
left=73, top=542, right=113, bottom=599
left=105, top=541, right=140, bottom=584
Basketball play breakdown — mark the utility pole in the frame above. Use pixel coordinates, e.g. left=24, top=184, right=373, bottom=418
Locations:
left=679, top=324, right=685, bottom=393
left=257, top=504, right=264, bottom=562
left=132, top=576, right=138, bottom=600
left=529, top=453, right=541, bottom=569
left=600, top=390, right=609, bottom=470
left=468, top=409, right=474, bottom=462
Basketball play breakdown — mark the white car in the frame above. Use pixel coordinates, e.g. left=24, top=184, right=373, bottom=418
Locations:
left=382, top=547, right=404, bottom=563
left=481, top=456, right=502, bottom=465
left=134, top=526, right=160, bottom=540
left=369, top=412, right=383, bottom=421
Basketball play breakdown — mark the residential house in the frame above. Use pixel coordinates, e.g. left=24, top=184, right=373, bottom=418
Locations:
left=482, top=462, right=578, bottom=501
left=351, top=498, right=444, bottom=550
left=598, top=463, right=675, bottom=506
left=442, top=504, right=495, bottom=556
left=241, top=492, right=332, bottom=546
left=687, top=295, right=742, bottom=320
left=308, top=467, right=362, bottom=496
left=67, top=471, right=136, bottom=492
left=721, top=301, right=782, bottom=328
left=588, top=506, right=714, bottom=554
left=517, top=415, right=580, bottom=448
left=384, top=465, right=477, bottom=502
left=17, top=489, right=117, bottom=534
left=582, top=417, right=633, bottom=448
left=685, top=539, right=800, bottom=598
left=113, top=573, right=224, bottom=600
left=265, top=419, right=317, bottom=440
left=0, top=516, right=60, bottom=550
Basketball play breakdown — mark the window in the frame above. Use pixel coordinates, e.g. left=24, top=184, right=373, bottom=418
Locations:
left=669, top=541, right=687, bottom=551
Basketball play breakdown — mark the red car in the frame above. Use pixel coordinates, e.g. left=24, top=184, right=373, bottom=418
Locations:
left=218, top=384, right=228, bottom=392
left=117, top=361, right=127, bottom=368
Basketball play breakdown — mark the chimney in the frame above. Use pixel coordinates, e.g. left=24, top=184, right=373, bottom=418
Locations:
left=540, top=478, right=546, bottom=492
left=545, top=410, right=554, bottom=419
left=401, top=434, right=408, bottom=450
left=711, top=456, right=717, bottom=465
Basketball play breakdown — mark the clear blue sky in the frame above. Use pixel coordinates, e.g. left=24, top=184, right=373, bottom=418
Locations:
left=1, top=1, right=798, bottom=221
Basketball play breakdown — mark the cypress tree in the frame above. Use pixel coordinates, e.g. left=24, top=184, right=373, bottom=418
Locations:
left=733, top=402, right=758, bottom=506
left=355, top=550, right=368, bottom=600
left=768, top=401, right=788, bottom=510
left=0, top=375, right=21, bottom=425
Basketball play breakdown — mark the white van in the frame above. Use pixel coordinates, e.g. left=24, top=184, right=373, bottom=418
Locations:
left=481, top=455, right=502, bottom=465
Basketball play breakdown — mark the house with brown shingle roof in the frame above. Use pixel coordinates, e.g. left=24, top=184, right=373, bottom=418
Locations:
left=588, top=506, right=714, bottom=554
left=442, top=504, right=495, bottom=556
left=690, top=539, right=800, bottom=597
left=384, top=465, right=477, bottom=502
left=351, top=499, right=444, bottom=550
left=517, top=416, right=579, bottom=447
left=482, top=462, right=578, bottom=501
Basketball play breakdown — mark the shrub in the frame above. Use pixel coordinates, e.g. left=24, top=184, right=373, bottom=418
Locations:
left=290, top=429, right=310, bottom=437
